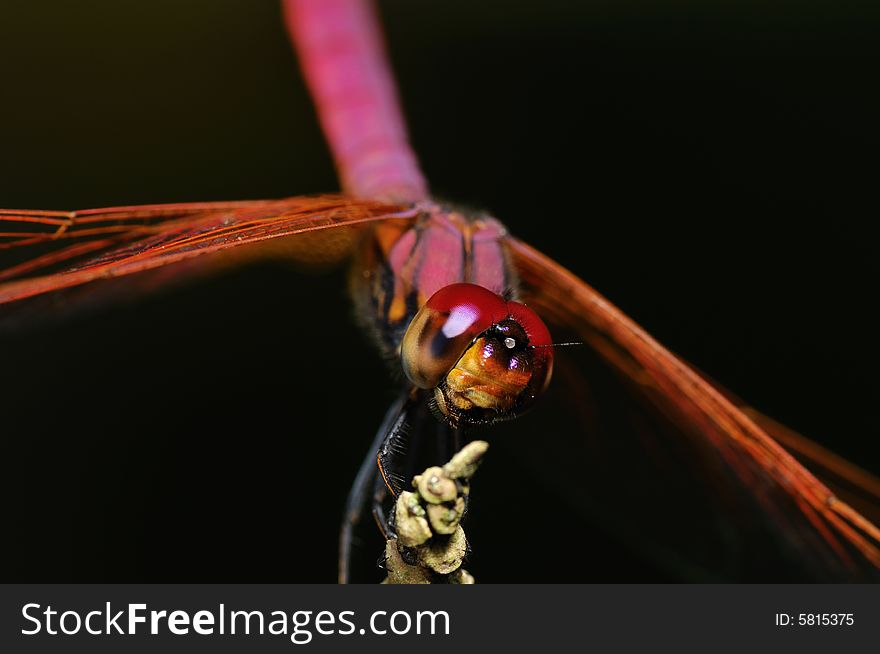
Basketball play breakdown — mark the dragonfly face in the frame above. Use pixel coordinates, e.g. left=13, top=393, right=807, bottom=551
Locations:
left=352, top=205, right=554, bottom=427
left=402, top=283, right=553, bottom=426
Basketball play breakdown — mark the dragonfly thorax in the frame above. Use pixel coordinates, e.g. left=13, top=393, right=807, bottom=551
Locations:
left=350, top=204, right=515, bottom=357
left=350, top=206, right=553, bottom=426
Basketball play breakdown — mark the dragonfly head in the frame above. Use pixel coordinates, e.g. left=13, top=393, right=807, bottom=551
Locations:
left=400, top=283, right=554, bottom=426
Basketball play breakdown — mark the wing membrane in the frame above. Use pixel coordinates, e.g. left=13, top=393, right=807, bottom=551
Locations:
left=508, top=237, right=880, bottom=580
left=0, top=195, right=417, bottom=305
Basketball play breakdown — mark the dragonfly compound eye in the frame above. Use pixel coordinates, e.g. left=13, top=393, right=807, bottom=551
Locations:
left=401, top=283, right=508, bottom=388
left=400, top=283, right=554, bottom=425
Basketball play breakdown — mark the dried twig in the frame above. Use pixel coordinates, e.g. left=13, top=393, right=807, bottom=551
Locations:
left=382, top=441, right=488, bottom=584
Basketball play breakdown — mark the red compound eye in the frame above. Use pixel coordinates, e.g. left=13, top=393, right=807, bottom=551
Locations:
left=506, top=300, right=554, bottom=395
left=506, top=301, right=553, bottom=349
left=401, top=283, right=555, bottom=422
left=401, top=283, right=508, bottom=388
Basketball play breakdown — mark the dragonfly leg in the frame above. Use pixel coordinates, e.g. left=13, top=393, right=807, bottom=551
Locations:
left=338, top=388, right=416, bottom=584
left=376, top=433, right=405, bottom=499
left=371, top=465, right=391, bottom=539
left=372, top=407, right=436, bottom=573
left=374, top=402, right=459, bottom=521
left=371, top=403, right=430, bottom=538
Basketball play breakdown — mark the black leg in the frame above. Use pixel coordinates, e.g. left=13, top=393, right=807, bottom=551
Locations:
left=370, top=398, right=433, bottom=539
left=376, top=388, right=421, bottom=499
left=339, top=388, right=463, bottom=582
left=338, top=388, right=415, bottom=583
left=371, top=464, right=390, bottom=539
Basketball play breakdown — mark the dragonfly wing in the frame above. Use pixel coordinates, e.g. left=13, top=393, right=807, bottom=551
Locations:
left=666, top=360, right=880, bottom=527
left=0, top=195, right=418, bottom=306
left=507, top=237, right=880, bottom=580
left=735, top=404, right=880, bottom=528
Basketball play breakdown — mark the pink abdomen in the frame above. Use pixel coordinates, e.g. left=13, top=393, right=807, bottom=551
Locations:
left=285, top=0, right=428, bottom=203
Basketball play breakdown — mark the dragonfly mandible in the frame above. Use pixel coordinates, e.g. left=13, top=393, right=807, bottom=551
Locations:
left=1, top=0, right=878, bottom=582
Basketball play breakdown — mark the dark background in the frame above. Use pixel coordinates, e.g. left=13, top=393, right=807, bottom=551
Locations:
left=0, top=1, right=877, bottom=581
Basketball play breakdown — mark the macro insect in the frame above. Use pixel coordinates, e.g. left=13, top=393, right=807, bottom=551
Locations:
left=1, top=1, right=878, bottom=583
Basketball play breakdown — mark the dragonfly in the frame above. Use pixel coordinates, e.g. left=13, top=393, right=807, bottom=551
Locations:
left=1, top=0, right=878, bottom=582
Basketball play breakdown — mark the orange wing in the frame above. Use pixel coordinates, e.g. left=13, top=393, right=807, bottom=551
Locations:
left=508, top=237, right=880, bottom=580
left=0, top=195, right=418, bottom=306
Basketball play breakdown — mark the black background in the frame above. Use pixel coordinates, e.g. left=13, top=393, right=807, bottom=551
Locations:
left=0, top=1, right=877, bottom=581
